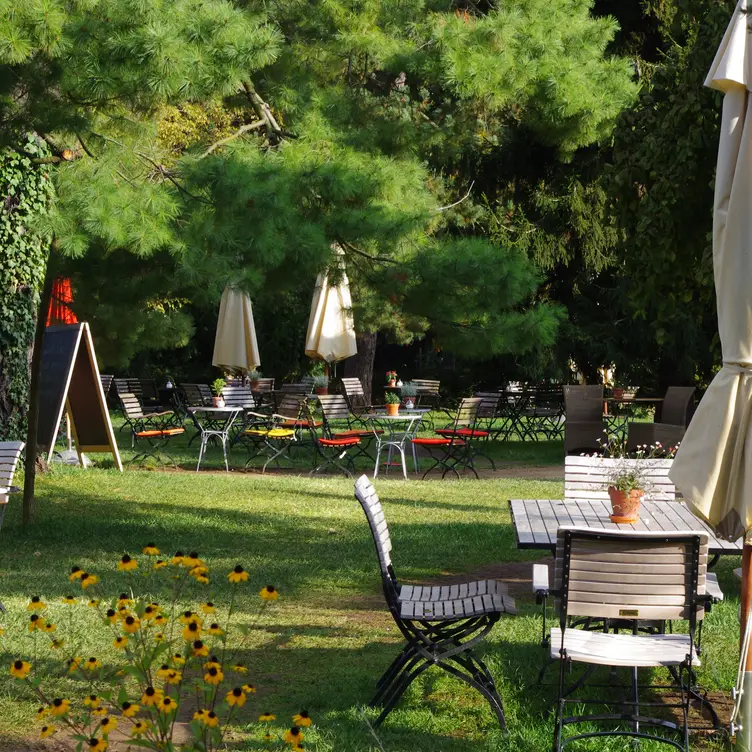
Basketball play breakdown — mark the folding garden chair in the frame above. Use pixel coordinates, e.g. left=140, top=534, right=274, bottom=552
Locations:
left=179, top=383, right=214, bottom=444
left=539, top=526, right=712, bottom=752
left=311, top=436, right=361, bottom=477
left=354, top=475, right=516, bottom=728
left=120, top=393, right=185, bottom=467
left=412, top=398, right=483, bottom=478
left=341, top=377, right=374, bottom=418
left=0, top=441, right=24, bottom=612
left=436, top=396, right=496, bottom=470
left=563, top=385, right=607, bottom=455
left=317, top=394, right=381, bottom=462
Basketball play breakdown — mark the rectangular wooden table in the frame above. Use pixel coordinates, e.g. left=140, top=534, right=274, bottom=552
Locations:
left=509, top=498, right=742, bottom=557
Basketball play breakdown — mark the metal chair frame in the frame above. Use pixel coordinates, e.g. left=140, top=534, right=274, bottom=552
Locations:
left=318, top=394, right=380, bottom=463
left=311, top=436, right=361, bottom=477
left=354, top=475, right=515, bottom=728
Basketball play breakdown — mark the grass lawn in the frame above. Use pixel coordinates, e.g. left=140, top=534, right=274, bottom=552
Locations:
left=0, top=425, right=740, bottom=750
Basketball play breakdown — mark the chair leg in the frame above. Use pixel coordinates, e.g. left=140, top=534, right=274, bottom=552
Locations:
left=196, top=436, right=206, bottom=473
left=221, top=437, right=229, bottom=472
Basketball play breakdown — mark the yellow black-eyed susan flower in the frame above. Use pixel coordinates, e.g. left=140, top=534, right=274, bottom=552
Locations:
left=121, top=702, right=140, bottom=718
left=165, top=670, right=182, bottom=684
left=51, top=639, right=65, bottom=650
left=227, top=565, right=248, bottom=584
left=36, top=706, right=47, bottom=720
left=192, top=640, right=209, bottom=657
left=88, top=599, right=100, bottom=608
left=158, top=696, right=177, bottom=714
left=40, top=621, right=57, bottom=634
left=85, top=657, right=101, bottom=671
left=140, top=687, right=163, bottom=706
left=117, top=594, right=133, bottom=609
left=191, top=566, right=209, bottom=578
left=61, top=595, right=77, bottom=605
left=142, top=544, right=160, bottom=556
left=242, top=684, right=256, bottom=694
left=92, top=707, right=107, bottom=717
left=156, top=664, right=172, bottom=679
left=28, top=614, right=42, bottom=632
left=226, top=687, right=246, bottom=707
left=259, top=585, right=278, bottom=601
left=171, top=653, right=185, bottom=666
left=153, top=560, right=167, bottom=570
left=283, top=727, right=304, bottom=745
left=113, top=636, right=128, bottom=650
left=179, top=610, right=199, bottom=625
left=170, top=551, right=185, bottom=566
left=259, top=712, right=276, bottom=722
left=204, top=657, right=221, bottom=670
left=0, top=627, right=4, bottom=635
left=123, top=616, right=140, bottom=634
left=106, top=609, right=119, bottom=624
left=27, top=596, right=46, bottom=611
left=81, top=573, right=99, bottom=589
left=118, top=555, right=138, bottom=572
left=10, top=659, right=31, bottom=679
left=84, top=695, right=101, bottom=709
left=99, top=717, right=117, bottom=734
left=69, top=566, right=84, bottom=581
left=142, top=605, right=159, bottom=620
left=291, top=745, right=305, bottom=752
left=263, top=731, right=274, bottom=742
left=154, top=614, right=168, bottom=627
left=131, top=721, right=150, bottom=736
left=231, top=664, right=248, bottom=674
left=40, top=725, right=55, bottom=738
left=50, top=698, right=70, bottom=716
left=208, top=623, right=223, bottom=636
left=293, top=711, right=312, bottom=727
left=200, top=602, right=216, bottom=614
left=204, top=711, right=219, bottom=728
left=154, top=632, right=165, bottom=643
left=182, top=620, right=201, bottom=641
left=194, top=574, right=209, bottom=585
left=68, top=657, right=82, bottom=674
left=86, top=737, right=107, bottom=751
left=203, top=666, right=224, bottom=685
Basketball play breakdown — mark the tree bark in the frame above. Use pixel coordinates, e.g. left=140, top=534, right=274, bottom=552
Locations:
left=23, top=255, right=55, bottom=527
left=344, top=331, right=377, bottom=403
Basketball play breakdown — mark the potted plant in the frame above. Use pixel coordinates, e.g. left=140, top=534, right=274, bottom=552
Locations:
left=400, top=381, right=418, bottom=409
left=248, top=368, right=262, bottom=391
left=313, top=374, right=329, bottom=395
left=385, top=391, right=401, bottom=416
left=210, top=378, right=226, bottom=407
left=386, top=370, right=398, bottom=388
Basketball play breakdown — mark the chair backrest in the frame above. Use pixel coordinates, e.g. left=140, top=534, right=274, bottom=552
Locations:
left=563, top=385, right=603, bottom=421
left=341, top=377, right=370, bottom=410
left=114, top=378, right=143, bottom=400
left=317, top=394, right=352, bottom=427
left=180, top=383, right=212, bottom=407
left=564, top=455, right=678, bottom=502
left=450, top=397, right=482, bottom=430
left=354, top=475, right=398, bottom=599
left=661, top=386, right=696, bottom=426
left=221, top=384, right=256, bottom=408
left=300, top=375, right=315, bottom=392
left=555, top=526, right=707, bottom=623
left=119, top=392, right=146, bottom=420
left=532, top=384, right=563, bottom=413
left=412, top=378, right=440, bottom=396
left=140, top=378, right=159, bottom=402
left=473, top=392, right=501, bottom=419
left=0, top=441, right=24, bottom=496
left=274, top=393, right=307, bottom=420
left=280, top=382, right=310, bottom=394
left=253, top=378, right=275, bottom=394
left=100, top=375, right=113, bottom=397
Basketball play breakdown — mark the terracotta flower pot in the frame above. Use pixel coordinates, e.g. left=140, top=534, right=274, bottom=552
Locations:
left=250, top=380, right=260, bottom=391
left=315, top=387, right=328, bottom=395
left=388, top=380, right=397, bottom=388
left=385, top=403, right=399, bottom=416
left=608, top=486, right=643, bottom=523
left=612, top=387, right=624, bottom=399
left=212, top=396, right=225, bottom=408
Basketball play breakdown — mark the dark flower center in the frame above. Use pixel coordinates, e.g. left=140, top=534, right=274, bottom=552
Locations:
left=183, top=610, right=192, bottom=618
left=174, top=653, right=182, bottom=659
left=122, top=555, right=131, bottom=563
left=30, top=615, right=39, bottom=622
left=291, top=726, right=300, bottom=735
left=122, top=702, right=131, bottom=710
left=81, top=572, right=89, bottom=579
left=31, top=596, right=40, bottom=602
left=233, top=565, right=243, bottom=573
left=208, top=712, right=216, bottom=719
left=13, top=660, right=22, bottom=669
left=193, top=640, right=204, bottom=649
left=125, top=616, right=135, bottom=625
left=161, top=664, right=169, bottom=670
left=188, top=622, right=198, bottom=632
left=206, top=602, right=214, bottom=607
left=146, top=687, right=155, bottom=696
left=145, top=606, right=154, bottom=614
left=233, top=688, right=242, bottom=696
left=266, top=585, right=276, bottom=592
left=211, top=623, right=219, bottom=630
left=119, top=593, right=128, bottom=600
left=90, top=695, right=97, bottom=701
left=209, top=667, right=218, bottom=676
left=53, top=699, right=63, bottom=707
left=88, top=657, right=97, bottom=663
left=66, top=595, right=74, bottom=599
left=147, top=542, right=155, bottom=547
left=300, top=711, right=309, bottom=718
left=175, top=550, right=184, bottom=557
left=106, top=609, right=115, bottom=617
left=164, top=698, right=172, bottom=706
left=189, top=552, right=198, bottom=558
left=88, top=739, right=98, bottom=747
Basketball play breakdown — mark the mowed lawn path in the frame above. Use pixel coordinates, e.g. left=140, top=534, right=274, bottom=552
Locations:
left=0, top=467, right=741, bottom=751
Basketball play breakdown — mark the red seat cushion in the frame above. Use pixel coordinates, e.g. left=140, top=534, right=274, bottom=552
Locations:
left=412, top=438, right=452, bottom=446
left=319, top=437, right=360, bottom=447
left=436, top=428, right=489, bottom=438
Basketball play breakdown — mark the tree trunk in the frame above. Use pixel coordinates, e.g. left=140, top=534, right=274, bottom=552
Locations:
left=344, top=331, right=377, bottom=403
left=23, top=257, right=55, bottom=527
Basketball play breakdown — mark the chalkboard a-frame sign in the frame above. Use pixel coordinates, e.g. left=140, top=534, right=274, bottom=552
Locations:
left=38, top=323, right=123, bottom=471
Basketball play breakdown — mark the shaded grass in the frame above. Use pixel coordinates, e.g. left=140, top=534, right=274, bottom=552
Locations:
left=0, top=463, right=739, bottom=751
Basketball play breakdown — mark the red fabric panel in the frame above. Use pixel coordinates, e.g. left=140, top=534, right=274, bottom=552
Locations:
left=46, top=277, right=78, bottom=326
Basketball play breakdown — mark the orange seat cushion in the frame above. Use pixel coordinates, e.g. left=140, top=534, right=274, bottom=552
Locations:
left=319, top=437, right=361, bottom=447
left=412, top=438, right=457, bottom=446
left=136, top=428, right=184, bottom=438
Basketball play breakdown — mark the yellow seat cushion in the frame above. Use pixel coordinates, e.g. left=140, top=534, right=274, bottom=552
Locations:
left=243, top=428, right=295, bottom=439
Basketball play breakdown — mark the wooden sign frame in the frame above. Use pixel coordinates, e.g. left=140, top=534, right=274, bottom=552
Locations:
left=40, top=323, right=122, bottom=471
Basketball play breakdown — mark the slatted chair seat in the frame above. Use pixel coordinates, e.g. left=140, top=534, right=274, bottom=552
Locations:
left=120, top=392, right=184, bottom=467
left=135, top=428, right=185, bottom=438
left=549, top=629, right=699, bottom=668
left=412, top=437, right=464, bottom=446
left=311, top=435, right=362, bottom=477
left=281, top=419, right=323, bottom=429
left=435, top=428, right=489, bottom=438
left=354, top=475, right=516, bottom=729
left=319, top=437, right=360, bottom=447
left=334, top=428, right=383, bottom=439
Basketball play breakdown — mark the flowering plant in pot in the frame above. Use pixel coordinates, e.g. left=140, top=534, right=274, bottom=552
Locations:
left=247, top=369, right=261, bottom=391
left=210, top=379, right=226, bottom=407
left=385, top=371, right=398, bottom=387
left=400, top=381, right=418, bottom=409
left=385, top=391, right=401, bottom=416
left=313, top=375, right=329, bottom=395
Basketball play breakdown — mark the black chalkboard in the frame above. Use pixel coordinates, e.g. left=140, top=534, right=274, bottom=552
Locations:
left=38, top=324, right=82, bottom=456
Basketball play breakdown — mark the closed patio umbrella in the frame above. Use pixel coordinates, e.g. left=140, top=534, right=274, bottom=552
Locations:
left=668, top=0, right=752, bottom=744
left=212, top=287, right=260, bottom=372
left=305, top=248, right=357, bottom=364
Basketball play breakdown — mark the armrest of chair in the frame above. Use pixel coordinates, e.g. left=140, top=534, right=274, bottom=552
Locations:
left=706, top=572, right=724, bottom=603
left=533, top=563, right=550, bottom=602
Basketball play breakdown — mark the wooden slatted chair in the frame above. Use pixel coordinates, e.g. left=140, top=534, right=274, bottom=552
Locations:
left=221, top=383, right=256, bottom=409
left=250, top=378, right=275, bottom=408
left=413, top=398, right=483, bottom=478
left=627, top=386, right=695, bottom=453
left=563, top=385, right=607, bottom=455
left=354, top=475, right=516, bottom=728
left=120, top=393, right=185, bottom=467
left=411, top=378, right=441, bottom=409
left=542, top=526, right=711, bottom=752
left=341, top=377, right=374, bottom=416
left=519, top=384, right=564, bottom=440
left=473, top=391, right=501, bottom=434
left=316, top=394, right=381, bottom=464
left=0, top=440, right=24, bottom=611
left=100, top=375, right=114, bottom=401
left=180, top=383, right=213, bottom=407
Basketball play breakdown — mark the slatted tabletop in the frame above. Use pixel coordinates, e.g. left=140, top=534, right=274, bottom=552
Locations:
left=509, top=498, right=742, bottom=556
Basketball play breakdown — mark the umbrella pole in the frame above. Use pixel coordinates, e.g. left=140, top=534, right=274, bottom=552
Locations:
left=740, top=543, right=752, bottom=751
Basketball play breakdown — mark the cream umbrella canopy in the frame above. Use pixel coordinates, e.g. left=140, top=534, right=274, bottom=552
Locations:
left=305, top=249, right=357, bottom=364
left=668, top=1, right=752, bottom=743
left=212, top=287, right=261, bottom=372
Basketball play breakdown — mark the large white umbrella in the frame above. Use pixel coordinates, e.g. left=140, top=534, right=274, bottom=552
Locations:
left=212, top=287, right=260, bottom=372
left=305, top=248, right=357, bottom=364
left=668, top=0, right=752, bottom=744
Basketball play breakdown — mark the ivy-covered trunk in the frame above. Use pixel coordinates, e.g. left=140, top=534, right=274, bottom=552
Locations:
left=0, top=144, right=52, bottom=441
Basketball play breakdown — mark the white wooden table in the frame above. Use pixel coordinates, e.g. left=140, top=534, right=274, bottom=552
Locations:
left=509, top=498, right=742, bottom=558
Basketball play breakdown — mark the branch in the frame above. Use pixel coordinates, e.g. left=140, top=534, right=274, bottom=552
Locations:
left=76, top=132, right=96, bottom=159
left=241, top=81, right=298, bottom=143
left=135, top=152, right=209, bottom=204
left=200, top=120, right=266, bottom=158
left=436, top=181, right=474, bottom=212
left=340, top=241, right=400, bottom=264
